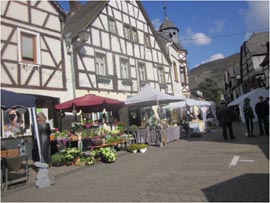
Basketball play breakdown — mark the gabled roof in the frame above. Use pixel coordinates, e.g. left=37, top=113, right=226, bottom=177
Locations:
left=245, top=32, right=269, bottom=56
left=63, top=0, right=172, bottom=64
left=64, top=1, right=107, bottom=37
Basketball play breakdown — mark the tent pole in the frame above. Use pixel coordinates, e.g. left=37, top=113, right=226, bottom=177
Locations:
left=30, top=107, right=43, bottom=162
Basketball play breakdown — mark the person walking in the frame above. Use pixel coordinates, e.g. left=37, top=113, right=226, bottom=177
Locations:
left=32, top=112, right=52, bottom=164
left=255, top=96, right=269, bottom=136
left=217, top=101, right=235, bottom=141
left=243, top=97, right=255, bottom=138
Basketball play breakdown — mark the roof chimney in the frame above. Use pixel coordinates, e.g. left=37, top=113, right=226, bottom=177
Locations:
left=69, top=0, right=82, bottom=16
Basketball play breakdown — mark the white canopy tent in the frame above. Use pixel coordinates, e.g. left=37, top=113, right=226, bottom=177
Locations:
left=162, top=99, right=212, bottom=109
left=228, top=88, right=269, bottom=122
left=125, top=84, right=185, bottom=107
left=162, top=98, right=217, bottom=125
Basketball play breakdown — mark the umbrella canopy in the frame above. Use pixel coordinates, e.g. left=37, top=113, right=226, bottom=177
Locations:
left=1, top=89, right=36, bottom=110
left=125, top=84, right=185, bottom=107
left=55, top=94, right=125, bottom=113
left=162, top=99, right=212, bottom=109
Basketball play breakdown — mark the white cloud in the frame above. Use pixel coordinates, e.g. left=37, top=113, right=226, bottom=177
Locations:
left=209, top=19, right=226, bottom=33
left=152, top=18, right=162, bottom=31
left=183, top=28, right=212, bottom=46
left=240, top=1, right=269, bottom=31
left=201, top=53, right=225, bottom=64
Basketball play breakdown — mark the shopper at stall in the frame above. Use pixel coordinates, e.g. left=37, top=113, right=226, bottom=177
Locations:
left=243, top=97, right=256, bottom=138
left=3, top=109, right=23, bottom=138
left=217, top=101, right=235, bottom=141
left=32, top=112, right=52, bottom=164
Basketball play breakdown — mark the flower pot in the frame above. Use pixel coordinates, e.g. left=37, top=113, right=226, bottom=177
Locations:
left=139, top=148, right=147, bottom=153
left=131, top=149, right=137, bottom=153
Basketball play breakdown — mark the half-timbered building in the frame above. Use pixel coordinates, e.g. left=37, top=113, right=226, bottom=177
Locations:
left=240, top=32, right=269, bottom=93
left=63, top=0, right=176, bottom=102
left=1, top=0, right=67, bottom=126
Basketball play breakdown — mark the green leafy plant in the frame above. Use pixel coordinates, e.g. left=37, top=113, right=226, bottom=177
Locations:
left=128, top=125, right=138, bottom=132
left=127, top=144, right=148, bottom=152
left=100, top=147, right=117, bottom=163
left=51, top=152, right=66, bottom=163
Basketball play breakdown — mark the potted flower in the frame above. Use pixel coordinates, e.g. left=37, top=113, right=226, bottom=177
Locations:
left=127, top=144, right=139, bottom=153
left=138, top=144, right=148, bottom=153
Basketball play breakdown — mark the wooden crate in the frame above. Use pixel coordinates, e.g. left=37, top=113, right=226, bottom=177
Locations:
left=0, top=149, right=19, bottom=158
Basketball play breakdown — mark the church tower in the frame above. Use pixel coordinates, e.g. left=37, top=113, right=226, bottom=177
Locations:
left=159, top=6, right=180, bottom=44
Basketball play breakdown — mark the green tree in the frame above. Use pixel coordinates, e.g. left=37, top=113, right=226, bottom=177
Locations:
left=197, top=78, right=222, bottom=105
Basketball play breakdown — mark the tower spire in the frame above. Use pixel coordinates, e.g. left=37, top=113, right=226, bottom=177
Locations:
left=163, top=3, right=168, bottom=20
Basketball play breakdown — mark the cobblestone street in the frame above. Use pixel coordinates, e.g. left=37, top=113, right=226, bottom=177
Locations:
left=2, top=122, right=269, bottom=202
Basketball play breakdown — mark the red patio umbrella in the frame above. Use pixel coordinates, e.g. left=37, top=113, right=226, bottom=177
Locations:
left=55, top=94, right=124, bottom=113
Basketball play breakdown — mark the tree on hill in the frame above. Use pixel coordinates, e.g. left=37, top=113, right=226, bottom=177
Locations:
left=197, top=78, right=222, bottom=105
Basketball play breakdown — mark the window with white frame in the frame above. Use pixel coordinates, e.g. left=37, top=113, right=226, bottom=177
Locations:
left=180, top=65, right=187, bottom=85
left=108, top=19, right=116, bottom=34
left=132, top=28, right=138, bottom=42
left=157, top=67, right=165, bottom=83
left=96, top=53, right=106, bottom=76
left=17, top=28, right=40, bottom=64
left=124, top=25, right=131, bottom=40
left=145, top=34, right=151, bottom=47
left=120, top=58, right=130, bottom=79
left=139, top=63, right=147, bottom=81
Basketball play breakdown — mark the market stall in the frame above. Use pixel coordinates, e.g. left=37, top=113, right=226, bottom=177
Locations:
left=125, top=84, right=185, bottom=146
left=1, top=89, right=42, bottom=190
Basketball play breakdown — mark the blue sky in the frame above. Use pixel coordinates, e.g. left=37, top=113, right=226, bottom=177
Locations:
left=58, top=0, right=269, bottom=70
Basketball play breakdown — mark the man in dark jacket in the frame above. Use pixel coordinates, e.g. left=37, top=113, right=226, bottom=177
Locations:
left=217, top=101, right=235, bottom=140
left=255, top=96, right=269, bottom=136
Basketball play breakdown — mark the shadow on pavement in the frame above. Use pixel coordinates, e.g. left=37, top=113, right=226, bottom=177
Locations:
left=182, top=122, right=269, bottom=160
left=202, top=173, right=269, bottom=202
